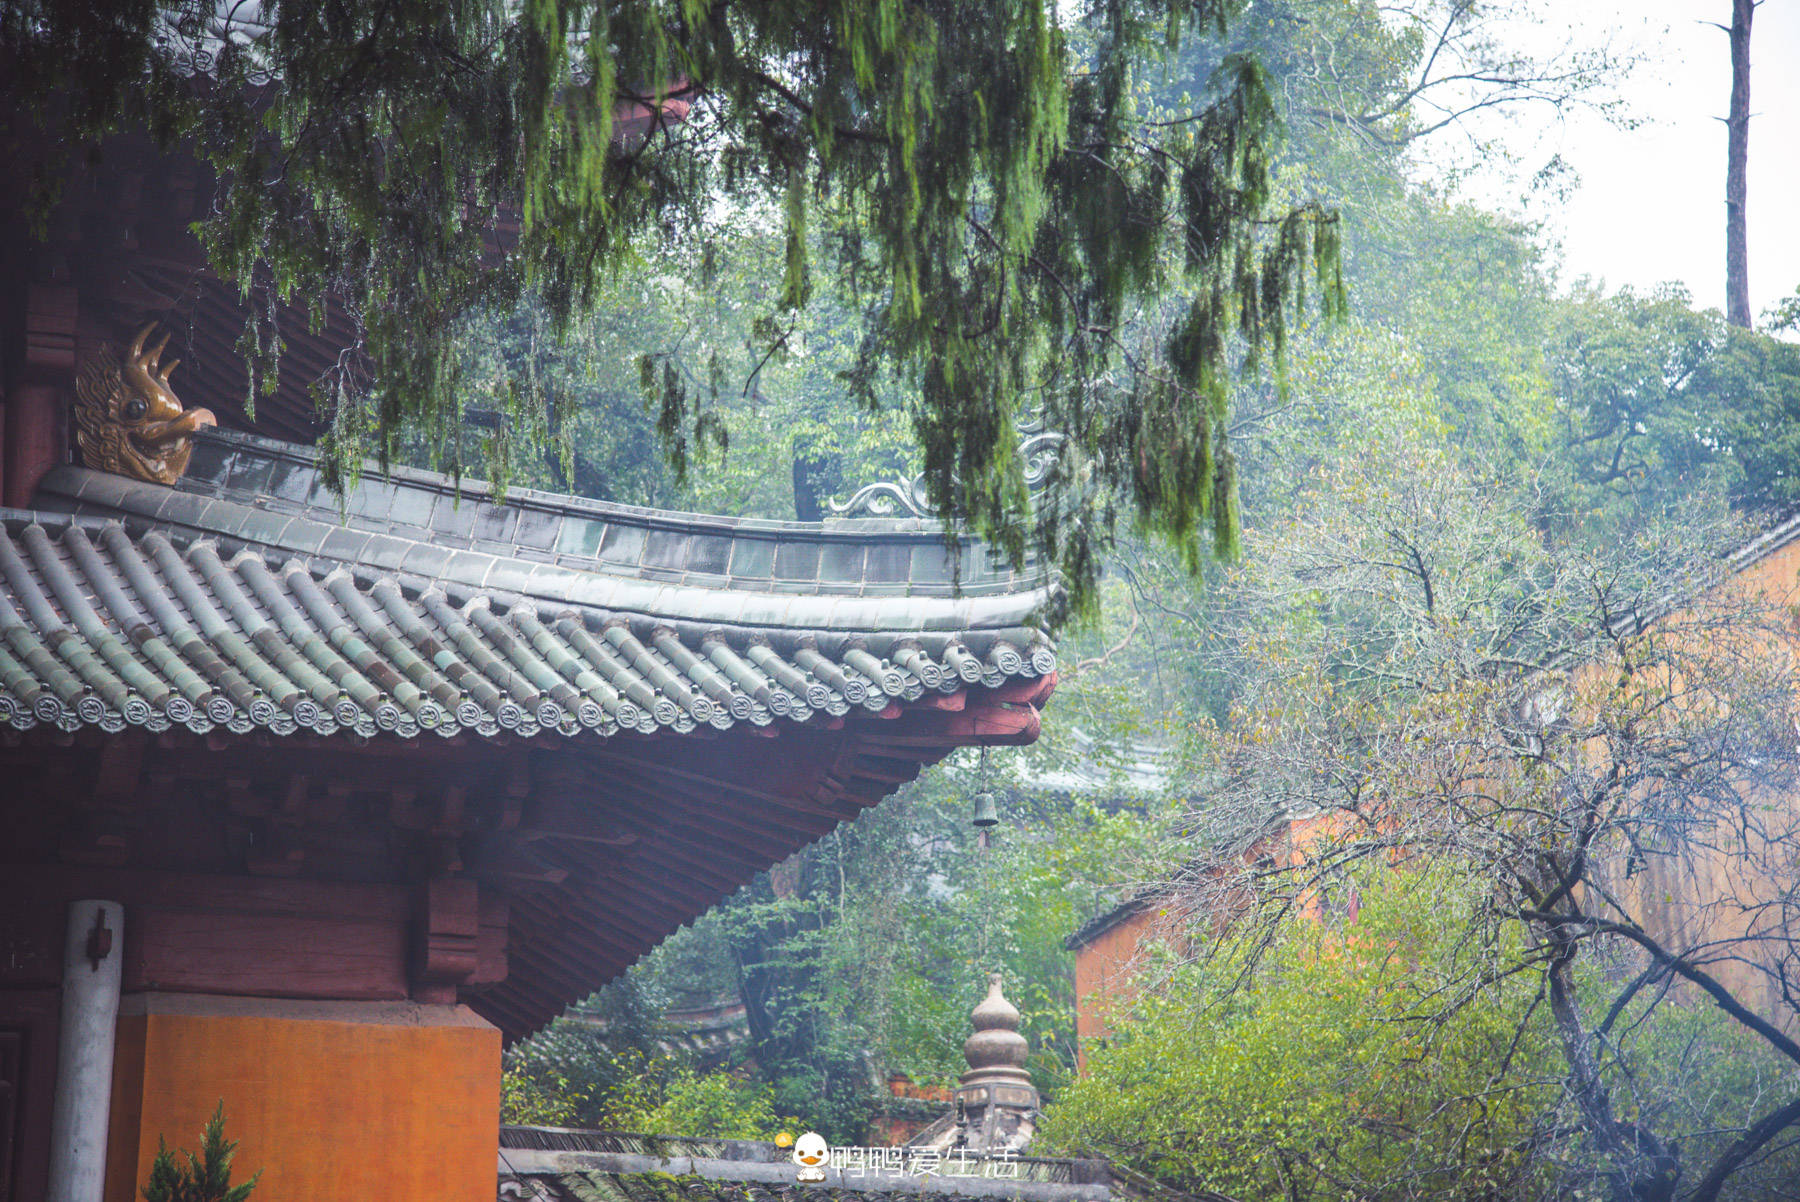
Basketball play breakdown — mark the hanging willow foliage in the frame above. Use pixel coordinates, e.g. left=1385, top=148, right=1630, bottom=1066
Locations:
left=3, top=0, right=1343, bottom=616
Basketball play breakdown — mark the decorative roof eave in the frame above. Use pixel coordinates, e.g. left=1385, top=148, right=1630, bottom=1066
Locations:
left=0, top=505, right=1055, bottom=743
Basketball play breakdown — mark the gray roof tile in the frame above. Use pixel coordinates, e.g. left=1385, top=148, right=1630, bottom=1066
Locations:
left=0, top=511, right=1052, bottom=743
left=12, top=428, right=1059, bottom=743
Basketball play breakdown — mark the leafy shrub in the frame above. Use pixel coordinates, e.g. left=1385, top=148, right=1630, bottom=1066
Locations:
left=142, top=1102, right=260, bottom=1202
left=1040, top=868, right=1560, bottom=1200
left=616, top=1067, right=788, bottom=1140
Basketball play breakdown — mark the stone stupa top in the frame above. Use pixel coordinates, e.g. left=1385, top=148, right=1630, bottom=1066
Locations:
left=932, top=972, right=1038, bottom=1153
left=964, top=973, right=1030, bottom=1071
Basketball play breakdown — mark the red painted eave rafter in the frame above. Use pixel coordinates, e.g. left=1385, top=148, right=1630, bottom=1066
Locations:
left=474, top=672, right=1056, bottom=1040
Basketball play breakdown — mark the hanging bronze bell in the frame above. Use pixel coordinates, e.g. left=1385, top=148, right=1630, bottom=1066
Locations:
left=971, top=790, right=999, bottom=828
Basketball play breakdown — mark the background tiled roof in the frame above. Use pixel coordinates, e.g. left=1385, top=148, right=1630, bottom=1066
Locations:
left=494, top=1130, right=1220, bottom=1202
left=497, top=1129, right=1114, bottom=1202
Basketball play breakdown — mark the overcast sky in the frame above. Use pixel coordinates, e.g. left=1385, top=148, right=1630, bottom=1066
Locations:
left=1497, top=1, right=1800, bottom=320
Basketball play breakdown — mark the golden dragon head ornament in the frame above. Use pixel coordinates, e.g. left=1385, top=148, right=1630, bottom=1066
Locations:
left=74, top=324, right=218, bottom=485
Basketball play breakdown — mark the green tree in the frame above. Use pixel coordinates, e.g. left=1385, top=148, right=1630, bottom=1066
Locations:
left=501, top=977, right=670, bottom=1129
left=447, top=234, right=920, bottom=520
left=142, top=1102, right=261, bottom=1202
left=4, top=0, right=1346, bottom=607
left=1544, top=283, right=1800, bottom=532
left=614, top=1067, right=787, bottom=1140
left=1041, top=867, right=1563, bottom=1201
left=503, top=1030, right=785, bottom=1138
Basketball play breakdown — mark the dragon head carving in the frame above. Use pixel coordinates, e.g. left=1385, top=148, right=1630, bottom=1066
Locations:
left=74, top=324, right=218, bottom=485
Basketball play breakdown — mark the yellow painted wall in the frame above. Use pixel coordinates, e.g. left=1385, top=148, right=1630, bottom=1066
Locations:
left=103, top=994, right=499, bottom=1202
left=1071, top=812, right=1368, bottom=1067
left=1613, top=534, right=1800, bottom=1024
left=1070, top=535, right=1800, bottom=1069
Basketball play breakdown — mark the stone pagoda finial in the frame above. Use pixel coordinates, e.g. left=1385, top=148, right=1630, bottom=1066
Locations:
left=951, top=973, right=1038, bottom=1152
left=964, top=973, right=1029, bottom=1077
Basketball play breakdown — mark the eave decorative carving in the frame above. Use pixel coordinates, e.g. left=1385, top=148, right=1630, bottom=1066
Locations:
left=828, top=416, right=1067, bottom=519
left=73, top=323, right=217, bottom=485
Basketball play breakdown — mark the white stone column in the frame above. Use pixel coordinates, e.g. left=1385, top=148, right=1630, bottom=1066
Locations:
left=47, top=900, right=124, bottom=1202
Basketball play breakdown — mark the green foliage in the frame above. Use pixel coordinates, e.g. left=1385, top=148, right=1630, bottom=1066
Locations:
left=501, top=977, right=670, bottom=1129
left=501, top=1033, right=756, bottom=1134
left=615, top=1067, right=787, bottom=1140
left=1040, top=868, right=1561, bottom=1200
left=501, top=1055, right=601, bottom=1130
left=442, top=235, right=922, bottom=521
left=6, top=0, right=1346, bottom=609
left=141, top=1102, right=260, bottom=1202
left=502, top=1022, right=786, bottom=1139
left=1544, top=283, right=1800, bottom=534
left=1347, top=196, right=1557, bottom=468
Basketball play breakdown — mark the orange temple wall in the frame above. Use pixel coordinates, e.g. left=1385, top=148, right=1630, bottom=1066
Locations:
left=103, top=994, right=500, bottom=1202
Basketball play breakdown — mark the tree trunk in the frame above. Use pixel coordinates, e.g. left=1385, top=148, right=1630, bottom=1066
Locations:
left=1544, top=934, right=1682, bottom=1202
left=1725, top=0, right=1754, bottom=328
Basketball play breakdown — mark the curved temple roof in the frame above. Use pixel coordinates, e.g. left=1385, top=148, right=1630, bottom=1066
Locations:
left=5, top=430, right=1057, bottom=740
left=0, top=428, right=1059, bottom=1038
left=0, top=116, right=1064, bottom=1048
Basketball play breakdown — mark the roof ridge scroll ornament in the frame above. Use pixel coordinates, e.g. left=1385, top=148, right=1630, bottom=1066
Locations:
left=73, top=323, right=217, bottom=485
left=827, top=413, right=1069, bottom=518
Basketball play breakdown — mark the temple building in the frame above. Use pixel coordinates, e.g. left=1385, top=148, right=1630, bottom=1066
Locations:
left=0, top=117, right=1057, bottom=1200
left=1065, top=518, right=1800, bottom=1068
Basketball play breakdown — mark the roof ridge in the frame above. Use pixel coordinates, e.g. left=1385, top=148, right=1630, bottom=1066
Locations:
left=30, top=472, right=1057, bottom=636
left=187, top=427, right=957, bottom=540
